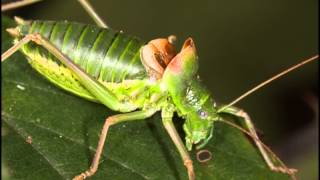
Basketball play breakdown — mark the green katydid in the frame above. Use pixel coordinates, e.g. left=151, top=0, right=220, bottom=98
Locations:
left=1, top=0, right=318, bottom=180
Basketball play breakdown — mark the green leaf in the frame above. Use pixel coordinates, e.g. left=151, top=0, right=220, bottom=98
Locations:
left=2, top=16, right=290, bottom=180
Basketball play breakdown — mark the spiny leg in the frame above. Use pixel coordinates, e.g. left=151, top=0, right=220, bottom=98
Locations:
left=161, top=108, right=195, bottom=180
left=1, top=34, right=32, bottom=62
left=219, top=107, right=297, bottom=175
left=1, top=33, right=136, bottom=112
left=73, top=108, right=157, bottom=180
left=217, top=119, right=297, bottom=180
left=77, top=0, right=108, bottom=28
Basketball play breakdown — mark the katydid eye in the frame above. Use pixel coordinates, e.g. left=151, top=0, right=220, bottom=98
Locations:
left=198, top=110, right=208, bottom=119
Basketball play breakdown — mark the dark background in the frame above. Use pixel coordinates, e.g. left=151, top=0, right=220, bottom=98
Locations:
left=2, top=0, right=318, bottom=179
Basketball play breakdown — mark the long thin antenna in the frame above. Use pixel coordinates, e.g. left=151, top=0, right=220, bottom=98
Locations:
left=220, top=55, right=318, bottom=111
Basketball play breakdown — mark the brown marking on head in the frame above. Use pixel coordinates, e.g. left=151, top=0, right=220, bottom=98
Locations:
left=182, top=37, right=196, bottom=52
left=148, top=38, right=176, bottom=65
left=141, top=38, right=177, bottom=79
left=141, top=44, right=165, bottom=79
left=165, top=37, right=197, bottom=75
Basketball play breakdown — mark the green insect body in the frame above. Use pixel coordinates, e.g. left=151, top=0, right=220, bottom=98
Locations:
left=18, top=20, right=148, bottom=102
left=4, top=14, right=301, bottom=179
left=11, top=19, right=218, bottom=151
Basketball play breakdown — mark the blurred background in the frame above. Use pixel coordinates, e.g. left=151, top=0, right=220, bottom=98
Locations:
left=2, top=0, right=318, bottom=179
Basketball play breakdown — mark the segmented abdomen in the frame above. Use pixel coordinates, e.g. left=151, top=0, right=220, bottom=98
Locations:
left=22, top=20, right=147, bottom=83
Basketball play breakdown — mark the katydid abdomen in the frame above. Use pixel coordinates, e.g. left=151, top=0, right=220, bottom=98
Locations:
left=18, top=20, right=150, bottom=101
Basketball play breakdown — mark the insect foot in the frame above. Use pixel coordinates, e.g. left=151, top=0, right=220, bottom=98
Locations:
left=73, top=174, right=86, bottom=180
left=73, top=167, right=97, bottom=180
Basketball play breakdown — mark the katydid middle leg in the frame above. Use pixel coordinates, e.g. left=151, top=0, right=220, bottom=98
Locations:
left=73, top=108, right=157, bottom=180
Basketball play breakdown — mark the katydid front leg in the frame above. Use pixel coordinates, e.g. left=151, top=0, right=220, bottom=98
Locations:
left=73, top=108, right=157, bottom=180
left=161, top=108, right=195, bottom=180
left=219, top=107, right=297, bottom=175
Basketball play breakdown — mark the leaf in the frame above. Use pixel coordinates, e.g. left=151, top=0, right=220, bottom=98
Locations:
left=2, top=16, right=290, bottom=180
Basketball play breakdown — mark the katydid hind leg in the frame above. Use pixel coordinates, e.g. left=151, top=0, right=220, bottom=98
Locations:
left=161, top=109, right=195, bottom=180
left=1, top=34, right=33, bottom=62
left=73, top=109, right=157, bottom=180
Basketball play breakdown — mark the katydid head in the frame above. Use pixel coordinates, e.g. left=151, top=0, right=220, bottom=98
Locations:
left=182, top=98, right=218, bottom=151
left=162, top=38, right=219, bottom=150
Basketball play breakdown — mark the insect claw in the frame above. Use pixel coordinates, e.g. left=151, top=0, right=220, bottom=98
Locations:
left=289, top=168, right=298, bottom=174
left=72, top=174, right=86, bottom=180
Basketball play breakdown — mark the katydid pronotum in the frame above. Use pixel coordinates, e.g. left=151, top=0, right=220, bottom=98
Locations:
left=2, top=0, right=318, bottom=179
